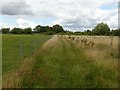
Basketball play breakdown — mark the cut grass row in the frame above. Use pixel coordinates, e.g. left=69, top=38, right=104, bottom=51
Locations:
left=20, top=35, right=118, bottom=88
left=2, top=34, right=52, bottom=74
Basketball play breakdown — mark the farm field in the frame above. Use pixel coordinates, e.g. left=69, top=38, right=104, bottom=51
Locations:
left=2, top=34, right=52, bottom=74
left=2, top=35, right=118, bottom=88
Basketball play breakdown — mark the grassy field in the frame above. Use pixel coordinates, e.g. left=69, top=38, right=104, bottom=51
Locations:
left=2, top=34, right=52, bottom=74
left=2, top=35, right=118, bottom=88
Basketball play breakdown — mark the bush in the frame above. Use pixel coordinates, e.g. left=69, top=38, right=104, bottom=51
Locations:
left=23, top=28, right=32, bottom=34
left=92, top=22, right=110, bottom=35
left=11, top=28, right=23, bottom=34
left=111, top=29, right=120, bottom=36
left=2, top=28, right=10, bottom=34
left=44, top=31, right=56, bottom=35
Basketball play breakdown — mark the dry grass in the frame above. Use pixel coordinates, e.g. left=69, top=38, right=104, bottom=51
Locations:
left=80, top=36, right=118, bottom=50
left=63, top=35, right=118, bottom=87
left=33, top=35, right=59, bottom=58
left=2, top=35, right=118, bottom=88
left=2, top=35, right=58, bottom=88
left=41, top=35, right=58, bottom=50
left=65, top=35, right=118, bottom=78
left=65, top=35, right=118, bottom=59
left=2, top=57, right=35, bottom=88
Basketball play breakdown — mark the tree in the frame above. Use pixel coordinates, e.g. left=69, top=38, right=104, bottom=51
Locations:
left=0, top=29, right=2, bottom=33
left=92, top=22, right=110, bottom=35
left=53, top=24, right=64, bottom=33
left=44, top=26, right=55, bottom=35
left=84, top=30, right=93, bottom=35
left=111, top=29, right=120, bottom=36
left=33, top=25, right=41, bottom=33
left=2, top=28, right=10, bottom=34
left=11, top=28, right=23, bottom=34
left=33, top=24, right=64, bottom=34
left=23, top=27, right=32, bottom=34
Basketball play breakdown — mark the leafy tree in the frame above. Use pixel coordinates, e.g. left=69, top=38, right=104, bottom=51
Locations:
left=84, top=30, right=93, bottom=35
left=44, top=26, right=55, bottom=34
left=23, top=27, right=32, bottom=34
left=44, top=31, right=56, bottom=35
left=33, top=25, right=52, bottom=33
left=44, top=26, right=53, bottom=32
left=2, top=28, right=10, bottom=34
left=0, top=29, right=2, bottom=33
left=11, top=28, right=23, bottom=34
left=53, top=24, right=64, bottom=33
left=33, top=24, right=64, bottom=34
left=33, top=25, right=41, bottom=33
left=92, top=22, right=110, bottom=35
left=111, top=29, right=120, bottom=36
left=40, top=26, right=47, bottom=32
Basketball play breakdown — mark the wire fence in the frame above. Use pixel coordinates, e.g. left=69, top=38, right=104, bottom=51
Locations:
left=2, top=35, right=52, bottom=73
left=6, top=39, right=48, bottom=60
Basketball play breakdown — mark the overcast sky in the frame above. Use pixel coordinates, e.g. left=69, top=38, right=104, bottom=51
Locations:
left=0, top=0, right=119, bottom=31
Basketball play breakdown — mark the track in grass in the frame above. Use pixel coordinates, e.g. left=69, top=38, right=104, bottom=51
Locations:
left=2, top=35, right=118, bottom=88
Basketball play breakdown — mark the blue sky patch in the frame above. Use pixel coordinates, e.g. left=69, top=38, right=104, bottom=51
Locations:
left=99, top=2, right=117, bottom=10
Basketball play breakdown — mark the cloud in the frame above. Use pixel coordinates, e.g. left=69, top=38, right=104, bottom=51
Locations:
left=0, top=18, right=38, bottom=29
left=1, top=0, right=119, bottom=31
left=28, top=0, right=118, bottom=30
left=50, top=7, right=118, bottom=31
left=16, top=18, right=38, bottom=29
left=1, top=1, right=33, bottom=15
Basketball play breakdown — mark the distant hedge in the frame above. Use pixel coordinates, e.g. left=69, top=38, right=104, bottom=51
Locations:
left=1, top=22, right=120, bottom=36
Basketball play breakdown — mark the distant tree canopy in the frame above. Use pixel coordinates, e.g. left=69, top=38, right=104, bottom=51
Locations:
left=33, top=25, right=41, bottom=33
left=111, top=29, right=120, bottom=36
left=1, top=23, right=119, bottom=36
left=1, top=24, right=65, bottom=35
left=53, top=24, right=64, bottom=33
left=92, top=22, right=110, bottom=35
left=33, top=24, right=64, bottom=35
left=83, top=30, right=93, bottom=35
left=2, top=28, right=10, bottom=34
left=23, top=28, right=32, bottom=34
left=11, top=27, right=32, bottom=34
left=11, top=28, right=23, bottom=34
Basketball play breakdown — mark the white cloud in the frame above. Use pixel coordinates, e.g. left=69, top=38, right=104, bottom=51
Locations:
left=0, top=22, right=14, bottom=29
left=1, top=0, right=119, bottom=31
left=0, top=18, right=39, bottom=29
left=16, top=18, right=38, bottom=29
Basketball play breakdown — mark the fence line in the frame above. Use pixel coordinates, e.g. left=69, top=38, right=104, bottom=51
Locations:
left=20, top=42, right=23, bottom=60
left=33, top=40, right=36, bottom=53
left=19, top=40, right=41, bottom=60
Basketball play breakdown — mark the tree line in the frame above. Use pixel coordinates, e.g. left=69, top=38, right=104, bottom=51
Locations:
left=1, top=22, right=120, bottom=36
left=73, top=22, right=120, bottom=36
left=1, top=24, right=65, bottom=35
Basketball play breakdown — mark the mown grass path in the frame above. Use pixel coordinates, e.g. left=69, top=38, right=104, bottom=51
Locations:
left=3, top=35, right=118, bottom=88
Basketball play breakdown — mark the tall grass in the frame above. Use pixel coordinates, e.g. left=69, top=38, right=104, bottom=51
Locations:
left=2, top=35, right=118, bottom=88
left=20, top=35, right=118, bottom=88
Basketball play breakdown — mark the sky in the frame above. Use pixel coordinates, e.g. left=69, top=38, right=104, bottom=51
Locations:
left=0, top=0, right=119, bottom=31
